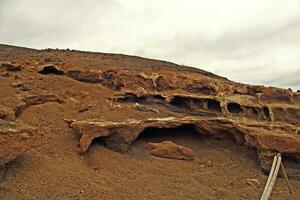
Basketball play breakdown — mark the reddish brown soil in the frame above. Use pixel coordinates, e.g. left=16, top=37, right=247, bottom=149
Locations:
left=0, top=44, right=299, bottom=199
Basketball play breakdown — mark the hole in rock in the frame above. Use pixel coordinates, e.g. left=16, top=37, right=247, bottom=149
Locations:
left=262, top=106, right=270, bottom=119
left=251, top=108, right=259, bottom=117
left=227, top=103, right=243, bottom=114
left=39, top=66, right=64, bottom=75
left=115, top=94, right=165, bottom=104
left=170, top=97, right=189, bottom=108
left=127, top=124, right=258, bottom=167
left=207, top=99, right=222, bottom=113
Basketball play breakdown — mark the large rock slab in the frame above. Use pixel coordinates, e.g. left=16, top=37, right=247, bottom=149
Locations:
left=146, top=141, right=195, bottom=160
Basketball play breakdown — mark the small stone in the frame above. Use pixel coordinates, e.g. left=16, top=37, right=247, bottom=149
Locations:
left=78, top=104, right=91, bottom=113
left=20, top=133, right=30, bottom=139
left=245, top=178, right=260, bottom=188
left=92, top=165, right=98, bottom=171
left=110, top=104, right=122, bottom=110
left=11, top=80, right=24, bottom=88
left=207, top=160, right=212, bottom=167
left=135, top=87, right=147, bottom=97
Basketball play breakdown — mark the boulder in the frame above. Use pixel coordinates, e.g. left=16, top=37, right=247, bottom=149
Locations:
left=1, top=61, right=21, bottom=71
left=146, top=141, right=195, bottom=160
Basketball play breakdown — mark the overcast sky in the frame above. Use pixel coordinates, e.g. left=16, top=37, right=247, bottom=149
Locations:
left=0, top=0, right=299, bottom=90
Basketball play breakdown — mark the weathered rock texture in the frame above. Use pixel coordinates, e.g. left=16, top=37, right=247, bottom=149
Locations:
left=0, top=44, right=299, bottom=182
left=0, top=120, right=41, bottom=166
left=146, top=141, right=195, bottom=160
left=63, top=60, right=300, bottom=178
left=70, top=116, right=300, bottom=179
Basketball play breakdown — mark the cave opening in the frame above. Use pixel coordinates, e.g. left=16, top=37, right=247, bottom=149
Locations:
left=207, top=99, right=222, bottom=113
left=262, top=106, right=270, bottom=119
left=227, top=103, right=243, bottom=114
left=170, top=97, right=190, bottom=108
left=126, top=124, right=259, bottom=167
left=136, top=125, right=201, bottom=143
left=39, top=66, right=64, bottom=75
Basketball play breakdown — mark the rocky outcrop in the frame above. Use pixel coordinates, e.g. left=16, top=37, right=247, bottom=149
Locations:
left=112, top=88, right=298, bottom=126
left=146, top=141, right=195, bottom=160
left=70, top=116, right=299, bottom=153
left=69, top=116, right=300, bottom=178
left=0, top=120, right=42, bottom=166
left=1, top=61, right=21, bottom=71
left=1, top=45, right=299, bottom=182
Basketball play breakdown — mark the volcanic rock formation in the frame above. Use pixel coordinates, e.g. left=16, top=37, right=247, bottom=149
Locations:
left=0, top=44, right=299, bottom=184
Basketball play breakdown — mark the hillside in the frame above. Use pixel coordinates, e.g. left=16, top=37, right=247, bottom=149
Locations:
left=0, top=44, right=299, bottom=199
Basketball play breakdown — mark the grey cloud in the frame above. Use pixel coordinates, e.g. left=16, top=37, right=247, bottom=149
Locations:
left=0, top=0, right=299, bottom=90
left=135, top=17, right=300, bottom=89
left=263, top=68, right=300, bottom=89
left=0, top=0, right=119, bottom=46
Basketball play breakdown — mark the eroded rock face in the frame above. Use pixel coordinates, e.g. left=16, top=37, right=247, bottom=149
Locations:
left=69, top=116, right=300, bottom=179
left=146, top=141, right=195, bottom=160
left=1, top=45, right=299, bottom=182
left=70, top=117, right=300, bottom=154
left=0, top=120, right=42, bottom=166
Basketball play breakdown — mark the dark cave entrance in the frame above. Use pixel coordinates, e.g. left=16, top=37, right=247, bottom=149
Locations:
left=127, top=124, right=258, bottom=163
left=170, top=97, right=189, bottom=108
left=227, top=103, right=243, bottom=114
left=39, top=66, right=64, bottom=75
left=207, top=99, right=222, bottom=113
left=136, top=124, right=202, bottom=143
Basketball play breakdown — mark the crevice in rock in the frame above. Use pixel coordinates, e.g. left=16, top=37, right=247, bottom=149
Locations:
left=227, top=103, right=243, bottom=114
left=262, top=106, right=270, bottom=120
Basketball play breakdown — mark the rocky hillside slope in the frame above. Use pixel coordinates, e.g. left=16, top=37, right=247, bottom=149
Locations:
left=0, top=44, right=299, bottom=199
